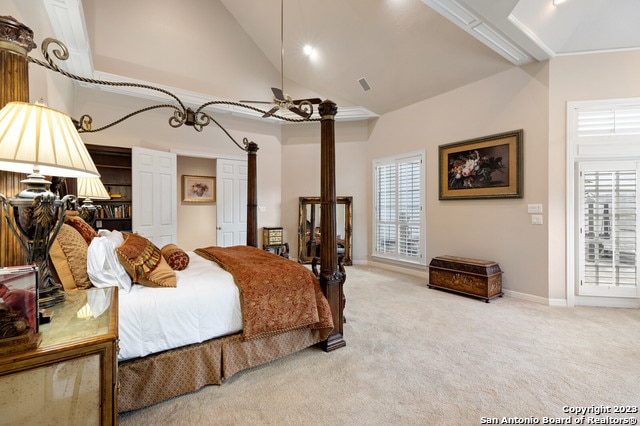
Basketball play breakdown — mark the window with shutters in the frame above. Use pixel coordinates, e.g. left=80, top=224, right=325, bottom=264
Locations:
left=372, top=152, right=425, bottom=265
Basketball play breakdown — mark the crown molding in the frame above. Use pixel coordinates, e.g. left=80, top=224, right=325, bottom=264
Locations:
left=421, top=0, right=534, bottom=65
left=506, top=13, right=556, bottom=60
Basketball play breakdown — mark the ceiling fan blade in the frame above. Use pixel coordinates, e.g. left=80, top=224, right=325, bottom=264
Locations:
left=289, top=106, right=311, bottom=119
left=293, top=98, right=322, bottom=105
left=240, top=100, right=273, bottom=105
left=262, top=105, right=280, bottom=118
left=271, top=87, right=285, bottom=101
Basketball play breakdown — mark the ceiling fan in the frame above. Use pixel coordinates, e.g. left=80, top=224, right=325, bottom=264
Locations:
left=241, top=0, right=321, bottom=119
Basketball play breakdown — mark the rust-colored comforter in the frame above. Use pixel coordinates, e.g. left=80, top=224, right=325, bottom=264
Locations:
left=195, top=245, right=333, bottom=341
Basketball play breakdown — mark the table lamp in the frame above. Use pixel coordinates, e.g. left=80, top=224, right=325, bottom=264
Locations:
left=77, top=177, right=110, bottom=228
left=0, top=101, right=99, bottom=308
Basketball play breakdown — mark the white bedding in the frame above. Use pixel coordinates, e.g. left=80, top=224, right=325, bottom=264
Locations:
left=117, top=252, right=242, bottom=361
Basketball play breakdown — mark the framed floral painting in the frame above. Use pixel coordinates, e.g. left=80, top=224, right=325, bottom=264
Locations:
left=439, top=130, right=523, bottom=200
left=182, top=175, right=215, bottom=203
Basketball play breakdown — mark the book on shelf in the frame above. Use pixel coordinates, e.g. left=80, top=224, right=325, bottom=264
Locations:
left=99, top=204, right=131, bottom=219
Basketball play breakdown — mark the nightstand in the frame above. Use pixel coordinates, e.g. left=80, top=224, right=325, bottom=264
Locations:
left=0, top=287, right=118, bottom=424
left=264, top=242, right=290, bottom=258
left=263, top=227, right=289, bottom=258
left=263, top=227, right=284, bottom=245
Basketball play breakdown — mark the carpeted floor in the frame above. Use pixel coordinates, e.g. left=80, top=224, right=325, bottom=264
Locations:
left=119, top=265, right=640, bottom=425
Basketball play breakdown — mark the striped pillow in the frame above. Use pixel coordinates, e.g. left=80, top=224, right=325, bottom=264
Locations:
left=116, top=233, right=176, bottom=288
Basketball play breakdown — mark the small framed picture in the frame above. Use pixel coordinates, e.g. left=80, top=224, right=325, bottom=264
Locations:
left=182, top=175, right=216, bottom=203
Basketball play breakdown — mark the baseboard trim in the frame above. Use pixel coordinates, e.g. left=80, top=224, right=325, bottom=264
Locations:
left=360, top=261, right=640, bottom=309
left=501, top=289, right=550, bottom=305
left=548, top=298, right=568, bottom=307
left=366, top=260, right=428, bottom=279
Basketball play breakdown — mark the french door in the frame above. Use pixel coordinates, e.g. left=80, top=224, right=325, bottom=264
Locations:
left=578, top=161, right=640, bottom=298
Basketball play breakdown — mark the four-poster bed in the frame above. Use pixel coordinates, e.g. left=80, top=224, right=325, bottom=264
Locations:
left=116, top=100, right=345, bottom=411
left=0, top=15, right=346, bottom=414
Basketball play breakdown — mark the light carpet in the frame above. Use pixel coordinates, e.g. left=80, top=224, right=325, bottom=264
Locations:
left=119, top=265, right=640, bottom=425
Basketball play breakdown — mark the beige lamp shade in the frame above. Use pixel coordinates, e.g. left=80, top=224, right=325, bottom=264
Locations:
left=0, top=101, right=99, bottom=178
left=77, top=177, right=111, bottom=199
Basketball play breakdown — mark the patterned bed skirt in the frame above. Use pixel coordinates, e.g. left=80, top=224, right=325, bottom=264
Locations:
left=118, top=328, right=326, bottom=412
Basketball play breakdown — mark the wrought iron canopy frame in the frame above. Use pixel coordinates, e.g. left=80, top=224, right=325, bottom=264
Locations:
left=28, top=38, right=321, bottom=152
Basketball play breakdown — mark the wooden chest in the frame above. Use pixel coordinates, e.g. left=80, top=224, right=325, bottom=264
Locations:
left=428, top=255, right=503, bottom=302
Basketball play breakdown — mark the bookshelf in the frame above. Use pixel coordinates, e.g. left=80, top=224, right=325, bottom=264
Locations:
left=85, top=144, right=132, bottom=231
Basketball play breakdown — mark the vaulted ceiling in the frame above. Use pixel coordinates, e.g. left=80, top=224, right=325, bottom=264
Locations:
left=39, top=0, right=640, bottom=121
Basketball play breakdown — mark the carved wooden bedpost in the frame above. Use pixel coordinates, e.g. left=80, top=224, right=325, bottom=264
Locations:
left=318, top=100, right=346, bottom=352
left=246, top=140, right=259, bottom=247
left=0, top=16, right=34, bottom=268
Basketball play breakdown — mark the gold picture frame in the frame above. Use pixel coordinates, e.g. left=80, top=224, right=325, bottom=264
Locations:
left=182, top=175, right=215, bottom=203
left=439, top=129, right=523, bottom=200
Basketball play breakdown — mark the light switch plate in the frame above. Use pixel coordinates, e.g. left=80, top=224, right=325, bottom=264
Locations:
left=527, top=204, right=543, bottom=214
left=531, top=214, right=543, bottom=225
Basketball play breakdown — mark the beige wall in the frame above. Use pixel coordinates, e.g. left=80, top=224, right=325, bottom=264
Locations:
left=281, top=121, right=369, bottom=263
left=82, top=0, right=282, bottom=104
left=176, top=156, right=217, bottom=250
left=14, top=1, right=640, bottom=302
left=70, top=51, right=640, bottom=303
left=281, top=140, right=368, bottom=263
left=365, top=62, right=551, bottom=298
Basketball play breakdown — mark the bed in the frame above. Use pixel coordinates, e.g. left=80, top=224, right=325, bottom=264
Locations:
left=48, top=100, right=345, bottom=412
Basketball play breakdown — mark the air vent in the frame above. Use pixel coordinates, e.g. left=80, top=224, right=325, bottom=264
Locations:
left=358, top=77, right=372, bottom=92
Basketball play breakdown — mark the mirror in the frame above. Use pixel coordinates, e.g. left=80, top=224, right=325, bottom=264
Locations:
left=298, top=196, right=352, bottom=265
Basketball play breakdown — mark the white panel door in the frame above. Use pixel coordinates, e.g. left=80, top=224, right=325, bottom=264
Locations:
left=216, top=158, right=247, bottom=246
left=132, top=147, right=177, bottom=246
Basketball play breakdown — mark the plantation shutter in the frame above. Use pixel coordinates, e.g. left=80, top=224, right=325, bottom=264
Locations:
left=376, top=163, right=397, bottom=256
left=577, top=106, right=640, bottom=137
left=373, top=153, right=424, bottom=264
left=398, top=160, right=421, bottom=257
left=579, top=163, right=639, bottom=297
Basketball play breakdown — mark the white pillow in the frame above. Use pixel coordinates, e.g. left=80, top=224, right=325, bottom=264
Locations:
left=98, top=229, right=125, bottom=248
left=87, top=236, right=132, bottom=293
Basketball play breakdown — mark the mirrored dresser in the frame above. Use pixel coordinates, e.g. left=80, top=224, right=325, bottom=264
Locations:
left=0, top=287, right=118, bottom=425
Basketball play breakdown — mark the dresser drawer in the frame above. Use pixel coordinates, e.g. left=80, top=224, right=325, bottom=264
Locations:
left=263, top=227, right=283, bottom=245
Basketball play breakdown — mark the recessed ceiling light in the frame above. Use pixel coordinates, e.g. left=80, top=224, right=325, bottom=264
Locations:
left=303, top=44, right=315, bottom=56
left=553, top=0, right=566, bottom=5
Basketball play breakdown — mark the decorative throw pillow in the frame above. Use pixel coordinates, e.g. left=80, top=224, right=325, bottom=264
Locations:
left=49, top=223, right=92, bottom=291
left=116, top=233, right=176, bottom=288
left=65, top=215, right=98, bottom=245
left=161, top=244, right=190, bottom=271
